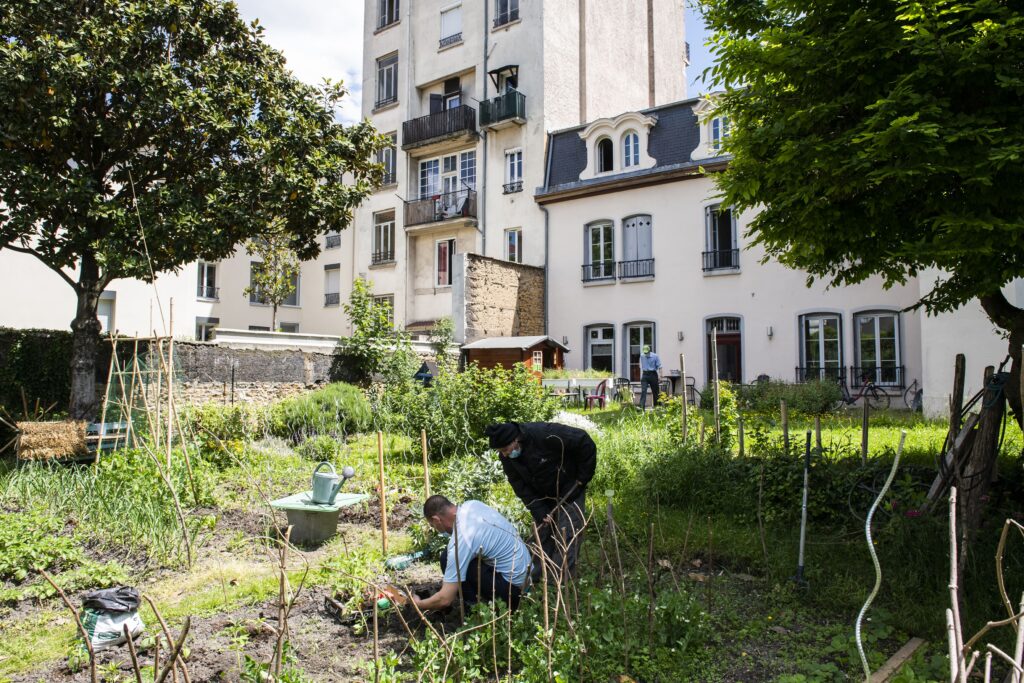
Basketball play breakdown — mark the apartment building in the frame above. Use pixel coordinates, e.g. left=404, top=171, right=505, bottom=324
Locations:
left=353, top=0, right=689, bottom=333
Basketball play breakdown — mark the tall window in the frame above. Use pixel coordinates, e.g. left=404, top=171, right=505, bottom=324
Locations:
left=800, top=314, right=842, bottom=382
left=587, top=325, right=614, bottom=373
left=459, top=150, right=476, bottom=189
left=196, top=262, right=218, bottom=299
left=504, top=149, right=523, bottom=193
left=704, top=205, right=738, bottom=271
left=505, top=228, right=522, bottom=263
left=626, top=322, right=655, bottom=381
left=376, top=53, right=398, bottom=108
left=597, top=138, right=613, bottom=173
left=585, top=222, right=615, bottom=280
left=622, top=131, right=640, bottom=168
left=324, top=264, right=340, bottom=306
left=378, top=133, right=397, bottom=185
left=440, top=5, right=462, bottom=47
left=378, top=0, right=399, bottom=29
left=373, top=295, right=395, bottom=326
left=419, top=158, right=440, bottom=198
left=373, top=210, right=396, bottom=264
left=621, top=214, right=653, bottom=278
left=249, top=263, right=298, bottom=306
left=419, top=150, right=475, bottom=199
left=712, top=116, right=730, bottom=151
left=855, top=311, right=901, bottom=386
left=436, top=238, right=456, bottom=287
left=494, top=0, right=519, bottom=27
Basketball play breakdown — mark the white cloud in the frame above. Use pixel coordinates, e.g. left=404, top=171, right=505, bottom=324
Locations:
left=234, top=0, right=365, bottom=124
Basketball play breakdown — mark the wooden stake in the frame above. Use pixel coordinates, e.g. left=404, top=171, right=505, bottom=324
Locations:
left=679, top=354, right=688, bottom=442
left=781, top=399, right=789, bottom=453
left=737, top=409, right=745, bottom=457
left=97, top=335, right=117, bottom=463
left=40, top=569, right=97, bottom=683
left=712, top=327, right=721, bottom=444
left=861, top=400, right=870, bottom=464
left=124, top=337, right=141, bottom=448
left=154, top=337, right=162, bottom=450
left=420, top=429, right=431, bottom=499
left=950, top=353, right=966, bottom=442
left=814, top=414, right=822, bottom=454
left=377, top=431, right=388, bottom=555
left=166, top=300, right=174, bottom=469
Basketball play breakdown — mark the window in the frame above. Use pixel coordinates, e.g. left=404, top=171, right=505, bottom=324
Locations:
left=249, top=263, right=299, bottom=306
left=419, top=150, right=475, bottom=200
left=621, top=214, right=653, bottom=278
left=279, top=322, right=299, bottom=333
left=622, top=130, right=639, bottom=168
left=373, top=210, right=396, bottom=264
left=377, top=133, right=397, bottom=185
left=703, top=205, right=738, bottom=271
left=626, top=322, right=655, bottom=381
left=97, top=294, right=115, bottom=333
left=505, top=228, right=522, bottom=263
left=195, top=317, right=218, bottom=341
left=196, top=262, right=218, bottom=299
left=504, top=149, right=523, bottom=193
left=459, top=150, right=476, bottom=189
left=324, top=264, right=340, bottom=306
left=375, top=53, right=398, bottom=108
left=498, top=71, right=518, bottom=92
left=494, top=0, right=519, bottom=27
left=584, top=222, right=615, bottom=281
left=440, top=5, right=462, bottom=47
left=249, top=325, right=270, bottom=332
left=712, top=116, right=730, bottom=151
left=436, top=238, right=456, bottom=287
left=325, top=230, right=341, bottom=249
left=378, top=0, right=399, bottom=29
left=855, top=312, right=901, bottom=386
left=532, top=350, right=544, bottom=368
left=597, top=138, right=613, bottom=173
left=374, top=295, right=395, bottom=326
left=283, top=274, right=299, bottom=306
left=587, top=325, right=614, bottom=373
left=419, top=158, right=440, bottom=198
left=800, top=314, right=842, bottom=382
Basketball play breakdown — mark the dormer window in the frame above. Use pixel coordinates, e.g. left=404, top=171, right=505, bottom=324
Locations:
left=691, top=95, right=732, bottom=160
left=712, top=116, right=730, bottom=150
left=597, top=138, right=614, bottom=173
left=623, top=130, right=639, bottom=168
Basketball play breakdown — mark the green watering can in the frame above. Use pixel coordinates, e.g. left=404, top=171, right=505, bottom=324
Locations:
left=311, top=462, right=355, bottom=505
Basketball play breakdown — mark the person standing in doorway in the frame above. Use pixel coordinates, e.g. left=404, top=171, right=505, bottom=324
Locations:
left=638, top=344, right=662, bottom=409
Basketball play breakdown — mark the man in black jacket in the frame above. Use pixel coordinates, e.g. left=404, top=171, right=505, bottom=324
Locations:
left=484, top=421, right=596, bottom=579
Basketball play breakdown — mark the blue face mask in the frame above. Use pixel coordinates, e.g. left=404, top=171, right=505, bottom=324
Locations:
left=508, top=448, right=522, bottom=459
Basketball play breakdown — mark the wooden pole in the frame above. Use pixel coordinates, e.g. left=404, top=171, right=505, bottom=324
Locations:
left=377, top=431, right=388, bottom=555
left=420, top=429, right=431, bottom=499
left=737, top=409, right=745, bottom=457
left=712, top=328, right=721, bottom=444
left=861, top=400, right=870, bottom=464
left=781, top=399, right=789, bottom=454
left=814, top=414, right=822, bottom=454
left=124, top=338, right=141, bottom=448
left=950, top=353, right=966, bottom=442
left=97, top=336, right=117, bottom=463
left=166, top=300, right=174, bottom=468
left=154, top=337, right=162, bottom=450
left=679, top=354, right=688, bottom=442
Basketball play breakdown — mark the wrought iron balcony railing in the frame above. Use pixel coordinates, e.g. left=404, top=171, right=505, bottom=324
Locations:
left=618, top=258, right=655, bottom=279
left=439, top=33, right=462, bottom=48
left=795, top=366, right=845, bottom=383
left=480, top=90, right=526, bottom=128
left=197, top=285, right=219, bottom=300
left=374, top=93, right=398, bottom=110
left=702, top=249, right=739, bottom=271
left=325, top=234, right=342, bottom=249
left=371, top=249, right=395, bottom=265
left=324, top=292, right=340, bottom=306
left=581, top=262, right=616, bottom=282
left=404, top=189, right=477, bottom=227
left=850, top=365, right=904, bottom=388
left=402, top=105, right=476, bottom=149
left=493, top=8, right=519, bottom=27
left=503, top=181, right=523, bottom=194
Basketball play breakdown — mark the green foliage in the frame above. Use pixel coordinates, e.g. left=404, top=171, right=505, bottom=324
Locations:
left=737, top=379, right=842, bottom=416
left=0, top=328, right=81, bottom=418
left=377, top=363, right=558, bottom=457
left=342, top=279, right=417, bottom=383
left=428, top=317, right=456, bottom=369
left=186, top=403, right=269, bottom=466
left=698, top=381, right=739, bottom=450
left=243, top=227, right=301, bottom=331
left=293, top=434, right=343, bottom=461
left=0, top=509, right=79, bottom=581
left=540, top=368, right=614, bottom=379
left=269, top=382, right=371, bottom=442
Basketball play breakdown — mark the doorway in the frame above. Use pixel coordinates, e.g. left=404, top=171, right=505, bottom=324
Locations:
left=706, top=317, right=742, bottom=383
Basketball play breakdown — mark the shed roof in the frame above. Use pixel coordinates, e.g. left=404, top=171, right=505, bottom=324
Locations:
left=462, top=335, right=569, bottom=352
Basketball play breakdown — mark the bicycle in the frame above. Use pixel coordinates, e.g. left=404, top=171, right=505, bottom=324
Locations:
left=903, top=379, right=923, bottom=412
left=836, top=374, right=891, bottom=410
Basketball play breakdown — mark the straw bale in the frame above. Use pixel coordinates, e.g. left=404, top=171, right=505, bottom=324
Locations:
left=16, top=420, right=88, bottom=461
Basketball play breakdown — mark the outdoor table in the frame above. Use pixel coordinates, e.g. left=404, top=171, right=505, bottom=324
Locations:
left=269, top=491, right=369, bottom=544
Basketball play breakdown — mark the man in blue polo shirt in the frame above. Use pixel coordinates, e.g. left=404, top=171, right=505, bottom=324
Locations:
left=413, top=495, right=531, bottom=612
left=638, top=344, right=662, bottom=409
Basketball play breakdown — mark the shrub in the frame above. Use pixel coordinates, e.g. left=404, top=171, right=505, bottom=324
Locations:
left=697, top=380, right=739, bottom=451
left=540, top=368, right=613, bottom=379
left=0, top=509, right=80, bottom=581
left=737, top=378, right=841, bottom=416
left=186, top=403, right=269, bottom=465
left=270, top=382, right=371, bottom=442
left=294, top=434, right=343, bottom=461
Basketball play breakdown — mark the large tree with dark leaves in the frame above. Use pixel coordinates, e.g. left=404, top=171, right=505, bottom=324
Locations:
left=0, top=0, right=383, bottom=419
left=700, top=0, right=1024, bottom=422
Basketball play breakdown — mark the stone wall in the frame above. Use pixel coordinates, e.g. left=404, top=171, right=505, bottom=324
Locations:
left=179, top=381, right=309, bottom=406
left=459, top=254, right=545, bottom=343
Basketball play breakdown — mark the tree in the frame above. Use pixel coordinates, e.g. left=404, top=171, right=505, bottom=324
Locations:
left=429, top=317, right=456, bottom=369
left=700, top=0, right=1024, bottom=423
left=343, top=278, right=415, bottom=382
left=243, top=225, right=300, bottom=332
left=0, top=0, right=384, bottom=419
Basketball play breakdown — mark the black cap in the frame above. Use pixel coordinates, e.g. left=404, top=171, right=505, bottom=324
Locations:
left=485, top=422, right=520, bottom=449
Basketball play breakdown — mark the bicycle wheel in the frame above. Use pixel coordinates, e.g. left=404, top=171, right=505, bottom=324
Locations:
left=866, top=386, right=890, bottom=410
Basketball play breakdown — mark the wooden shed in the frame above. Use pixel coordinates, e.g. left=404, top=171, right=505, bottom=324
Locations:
left=461, top=336, right=568, bottom=377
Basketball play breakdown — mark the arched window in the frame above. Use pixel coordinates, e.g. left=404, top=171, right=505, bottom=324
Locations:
left=622, top=130, right=639, bottom=168
left=597, top=138, right=613, bottom=173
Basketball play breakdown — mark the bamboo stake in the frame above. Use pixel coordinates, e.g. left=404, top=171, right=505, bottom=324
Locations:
left=421, top=429, right=431, bottom=499
left=646, top=522, right=656, bottom=653
left=815, top=414, right=822, bottom=454
left=680, top=354, right=688, bottom=442
left=40, top=569, right=97, bottom=683
left=124, top=624, right=143, bottom=683
left=781, top=399, right=789, bottom=453
left=125, top=338, right=141, bottom=448
left=166, top=301, right=174, bottom=469
left=737, top=409, right=745, bottom=457
left=377, top=431, right=388, bottom=555
left=373, top=599, right=380, bottom=683
left=712, top=327, right=721, bottom=444
left=154, top=337, right=162, bottom=450
left=861, top=400, right=870, bottom=464
left=97, top=335, right=117, bottom=462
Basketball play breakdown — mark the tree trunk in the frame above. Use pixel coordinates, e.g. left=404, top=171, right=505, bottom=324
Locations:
left=271, top=304, right=278, bottom=332
left=978, top=292, right=1024, bottom=430
left=958, top=366, right=1004, bottom=573
left=69, top=259, right=104, bottom=421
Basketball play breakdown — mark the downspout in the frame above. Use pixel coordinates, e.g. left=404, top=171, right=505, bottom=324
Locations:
left=480, top=0, right=489, bottom=256
left=403, top=0, right=415, bottom=330
left=540, top=134, right=554, bottom=336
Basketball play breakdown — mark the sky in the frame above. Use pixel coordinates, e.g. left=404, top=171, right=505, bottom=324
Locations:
left=233, top=0, right=715, bottom=125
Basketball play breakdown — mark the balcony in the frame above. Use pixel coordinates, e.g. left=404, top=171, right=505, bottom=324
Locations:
left=325, top=233, right=341, bottom=249
left=371, top=249, right=396, bottom=265
left=850, top=365, right=905, bottom=389
left=439, top=32, right=462, bottom=49
left=702, top=249, right=739, bottom=271
left=324, top=292, right=340, bottom=307
left=493, top=8, right=519, bottom=27
left=197, top=285, right=219, bottom=300
left=795, top=366, right=845, bottom=383
left=503, top=181, right=523, bottom=194
left=480, top=90, right=526, bottom=130
left=404, top=189, right=477, bottom=228
left=402, top=105, right=477, bottom=151
left=618, top=258, right=655, bottom=280
left=581, top=262, right=616, bottom=283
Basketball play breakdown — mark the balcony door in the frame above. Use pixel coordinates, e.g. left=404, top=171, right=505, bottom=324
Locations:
left=706, top=317, right=742, bottom=383
left=621, top=215, right=653, bottom=278
left=626, top=323, right=655, bottom=381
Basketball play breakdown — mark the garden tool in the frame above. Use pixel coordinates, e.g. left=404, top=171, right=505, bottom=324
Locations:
left=794, top=431, right=811, bottom=587
left=310, top=462, right=356, bottom=505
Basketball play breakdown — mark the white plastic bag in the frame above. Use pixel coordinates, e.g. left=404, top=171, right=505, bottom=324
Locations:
left=81, top=607, right=145, bottom=651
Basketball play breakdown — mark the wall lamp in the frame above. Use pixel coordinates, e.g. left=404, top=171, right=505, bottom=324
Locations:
left=767, top=325, right=774, bottom=339
left=677, top=331, right=685, bottom=341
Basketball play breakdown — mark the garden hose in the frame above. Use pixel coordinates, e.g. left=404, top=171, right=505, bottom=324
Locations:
left=854, top=430, right=906, bottom=682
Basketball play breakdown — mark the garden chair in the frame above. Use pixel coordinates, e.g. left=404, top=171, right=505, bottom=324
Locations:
left=584, top=380, right=609, bottom=410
